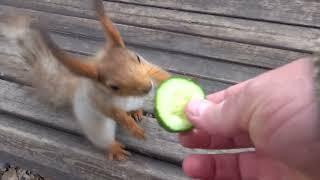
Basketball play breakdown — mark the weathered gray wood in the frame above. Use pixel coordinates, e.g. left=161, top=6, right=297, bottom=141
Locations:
left=0, top=113, right=188, bottom=180
left=100, top=1, right=320, bottom=52
left=2, top=1, right=320, bottom=53
left=0, top=24, right=264, bottom=88
left=0, top=5, right=274, bottom=76
left=0, top=1, right=304, bottom=178
left=0, top=151, right=78, bottom=180
left=0, top=53, right=232, bottom=163
left=0, top=41, right=231, bottom=96
left=0, top=79, right=215, bottom=163
left=108, top=0, right=320, bottom=28
left=0, top=10, right=258, bottom=87
left=0, top=51, right=231, bottom=119
left=0, top=3, right=307, bottom=69
left=42, top=33, right=266, bottom=83
left=0, top=79, right=79, bottom=132
left=0, top=54, right=30, bottom=84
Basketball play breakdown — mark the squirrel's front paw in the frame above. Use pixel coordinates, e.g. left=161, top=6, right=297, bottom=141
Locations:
left=129, top=110, right=143, bottom=122
left=107, top=141, right=130, bottom=161
left=130, top=126, right=145, bottom=140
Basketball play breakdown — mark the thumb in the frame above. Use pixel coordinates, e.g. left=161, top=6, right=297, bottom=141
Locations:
left=185, top=97, right=246, bottom=137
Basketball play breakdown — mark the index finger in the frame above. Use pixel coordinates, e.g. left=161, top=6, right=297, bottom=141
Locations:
left=207, top=79, right=251, bottom=103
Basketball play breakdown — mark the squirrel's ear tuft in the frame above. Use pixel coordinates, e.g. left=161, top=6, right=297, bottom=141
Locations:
left=93, top=0, right=125, bottom=48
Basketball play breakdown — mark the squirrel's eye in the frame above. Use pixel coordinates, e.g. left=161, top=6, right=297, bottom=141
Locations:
left=136, top=55, right=141, bottom=63
left=109, top=85, right=120, bottom=91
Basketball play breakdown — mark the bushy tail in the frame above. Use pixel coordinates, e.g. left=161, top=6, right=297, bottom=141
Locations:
left=1, top=15, right=78, bottom=107
left=1, top=15, right=52, bottom=66
left=1, top=15, right=31, bottom=40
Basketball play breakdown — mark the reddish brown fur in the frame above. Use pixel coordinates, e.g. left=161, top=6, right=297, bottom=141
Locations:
left=129, top=110, right=143, bottom=122
left=4, top=0, right=170, bottom=160
left=108, top=141, right=130, bottom=161
left=97, top=48, right=153, bottom=96
left=91, top=92, right=145, bottom=139
left=109, top=107, right=145, bottom=139
left=93, top=0, right=125, bottom=48
left=52, top=1, right=169, bottom=157
left=46, top=0, right=158, bottom=97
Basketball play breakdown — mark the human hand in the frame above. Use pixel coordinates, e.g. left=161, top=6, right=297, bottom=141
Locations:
left=180, top=58, right=319, bottom=180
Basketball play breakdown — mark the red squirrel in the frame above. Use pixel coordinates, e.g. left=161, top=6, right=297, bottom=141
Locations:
left=1, top=0, right=170, bottom=160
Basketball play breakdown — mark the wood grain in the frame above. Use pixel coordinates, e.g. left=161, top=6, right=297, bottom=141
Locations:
left=0, top=113, right=188, bottom=180
left=0, top=40, right=231, bottom=96
left=0, top=151, right=79, bottom=180
left=0, top=0, right=308, bottom=178
left=0, top=3, right=307, bottom=69
left=107, top=0, right=320, bottom=28
left=0, top=14, right=265, bottom=87
left=0, top=78, right=217, bottom=163
left=0, top=55, right=234, bottom=163
left=103, top=1, right=320, bottom=52
left=2, top=0, right=320, bottom=53
left=0, top=12, right=251, bottom=93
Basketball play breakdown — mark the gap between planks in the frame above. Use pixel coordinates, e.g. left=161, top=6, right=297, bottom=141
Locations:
left=0, top=78, right=199, bottom=164
left=0, top=113, right=187, bottom=180
left=0, top=14, right=256, bottom=87
left=0, top=2, right=258, bottom=166
left=1, top=0, right=318, bottom=54
left=0, top=53, right=251, bottom=165
left=105, top=0, right=320, bottom=29
left=0, top=2, right=310, bottom=69
left=0, top=45, right=231, bottom=96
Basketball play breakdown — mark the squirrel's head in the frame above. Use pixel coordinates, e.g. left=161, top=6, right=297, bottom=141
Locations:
left=46, top=0, right=156, bottom=96
left=95, top=47, right=153, bottom=96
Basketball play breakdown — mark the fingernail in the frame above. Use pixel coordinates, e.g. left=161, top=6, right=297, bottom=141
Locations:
left=186, top=100, right=211, bottom=117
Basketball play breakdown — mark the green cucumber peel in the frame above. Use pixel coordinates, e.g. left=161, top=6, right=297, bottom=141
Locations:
left=154, top=77, right=205, bottom=133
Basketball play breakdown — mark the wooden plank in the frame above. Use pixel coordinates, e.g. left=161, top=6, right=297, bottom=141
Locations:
left=108, top=0, right=320, bottom=28
left=0, top=79, right=219, bottom=163
left=0, top=41, right=231, bottom=96
left=0, top=57, right=246, bottom=167
left=0, top=9, right=258, bottom=86
left=0, top=32, right=260, bottom=86
left=0, top=151, right=78, bottom=180
left=0, top=113, right=188, bottom=180
left=47, top=33, right=265, bottom=83
left=0, top=3, right=307, bottom=69
left=100, top=1, right=320, bottom=52
left=0, top=50, right=230, bottom=120
left=3, top=1, right=317, bottom=54
left=0, top=36, right=256, bottom=87
left=0, top=43, right=228, bottom=161
left=0, top=54, right=30, bottom=85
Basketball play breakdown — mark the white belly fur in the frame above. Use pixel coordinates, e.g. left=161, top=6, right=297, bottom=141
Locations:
left=112, top=95, right=146, bottom=112
left=73, top=79, right=151, bottom=149
left=73, top=80, right=116, bottom=149
left=112, top=81, right=155, bottom=111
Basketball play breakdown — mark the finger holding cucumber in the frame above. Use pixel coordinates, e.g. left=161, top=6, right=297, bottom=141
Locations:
left=154, top=77, right=205, bottom=132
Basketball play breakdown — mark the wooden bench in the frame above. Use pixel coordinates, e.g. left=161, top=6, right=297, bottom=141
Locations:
left=0, top=0, right=319, bottom=179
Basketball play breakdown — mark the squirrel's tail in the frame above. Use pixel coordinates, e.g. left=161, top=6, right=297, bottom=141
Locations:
left=1, top=15, right=78, bottom=107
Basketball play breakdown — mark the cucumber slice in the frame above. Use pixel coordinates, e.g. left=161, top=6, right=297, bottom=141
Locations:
left=154, top=77, right=205, bottom=132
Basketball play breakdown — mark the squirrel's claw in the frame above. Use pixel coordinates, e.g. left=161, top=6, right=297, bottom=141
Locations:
left=107, top=141, right=130, bottom=161
left=129, top=110, right=143, bottom=122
